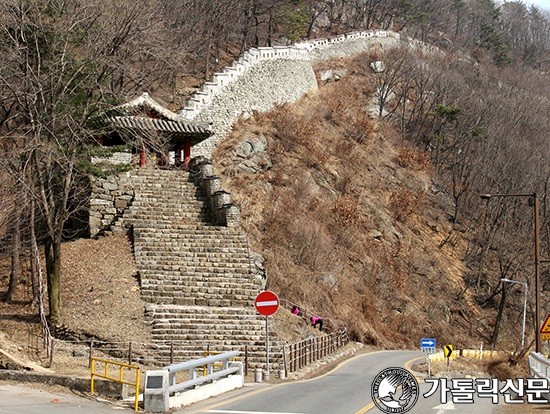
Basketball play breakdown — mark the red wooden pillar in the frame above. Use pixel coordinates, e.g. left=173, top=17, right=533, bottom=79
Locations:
left=139, top=143, right=147, bottom=168
left=183, top=139, right=191, bottom=171
left=175, top=143, right=182, bottom=166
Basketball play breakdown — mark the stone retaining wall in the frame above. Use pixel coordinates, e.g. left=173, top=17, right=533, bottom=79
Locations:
left=91, top=151, right=132, bottom=165
left=89, top=173, right=134, bottom=237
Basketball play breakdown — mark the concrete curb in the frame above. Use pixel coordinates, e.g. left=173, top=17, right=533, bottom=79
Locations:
left=0, top=369, right=129, bottom=398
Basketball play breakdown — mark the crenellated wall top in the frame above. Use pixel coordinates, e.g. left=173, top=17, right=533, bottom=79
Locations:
left=178, top=30, right=401, bottom=120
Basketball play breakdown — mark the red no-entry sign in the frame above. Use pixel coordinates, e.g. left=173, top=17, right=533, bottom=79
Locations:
left=255, top=291, right=279, bottom=316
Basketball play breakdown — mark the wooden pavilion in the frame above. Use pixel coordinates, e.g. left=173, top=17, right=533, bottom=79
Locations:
left=107, top=92, right=211, bottom=169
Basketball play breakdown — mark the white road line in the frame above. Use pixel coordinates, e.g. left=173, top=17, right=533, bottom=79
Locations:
left=206, top=410, right=308, bottom=414
left=433, top=401, right=456, bottom=413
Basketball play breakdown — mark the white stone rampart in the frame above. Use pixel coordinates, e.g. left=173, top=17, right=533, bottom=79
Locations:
left=91, top=151, right=132, bottom=165
left=181, top=30, right=437, bottom=157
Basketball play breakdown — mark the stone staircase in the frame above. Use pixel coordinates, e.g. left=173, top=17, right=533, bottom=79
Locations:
left=124, top=169, right=276, bottom=366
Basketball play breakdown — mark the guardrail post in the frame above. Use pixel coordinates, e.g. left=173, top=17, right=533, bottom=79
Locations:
left=49, top=338, right=54, bottom=368
left=245, top=345, right=249, bottom=376
left=283, top=345, right=288, bottom=377
left=292, top=343, right=296, bottom=372
left=89, top=341, right=93, bottom=368
left=129, top=341, right=132, bottom=365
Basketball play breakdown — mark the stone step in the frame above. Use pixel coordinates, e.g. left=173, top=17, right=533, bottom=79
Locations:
left=141, top=289, right=259, bottom=300
left=132, top=197, right=207, bottom=204
left=151, top=324, right=263, bottom=334
left=134, top=223, right=244, bottom=231
left=130, top=215, right=210, bottom=223
left=134, top=251, right=249, bottom=260
left=140, top=268, right=256, bottom=277
left=141, top=276, right=259, bottom=286
left=147, top=305, right=263, bottom=316
left=151, top=320, right=265, bottom=331
left=129, top=204, right=208, bottom=212
left=133, top=222, right=242, bottom=231
left=133, top=184, right=202, bottom=192
left=134, top=244, right=249, bottom=251
left=135, top=261, right=250, bottom=268
left=134, top=228, right=246, bottom=237
left=134, top=244, right=248, bottom=250
left=136, top=256, right=250, bottom=264
left=133, top=231, right=247, bottom=240
left=142, top=285, right=259, bottom=295
left=151, top=334, right=264, bottom=343
left=134, top=233, right=247, bottom=242
left=139, top=270, right=251, bottom=280
left=140, top=280, right=256, bottom=291
left=141, top=295, right=252, bottom=307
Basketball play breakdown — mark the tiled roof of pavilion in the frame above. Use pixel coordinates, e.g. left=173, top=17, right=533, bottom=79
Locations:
left=111, top=92, right=211, bottom=137
left=111, top=116, right=211, bottom=136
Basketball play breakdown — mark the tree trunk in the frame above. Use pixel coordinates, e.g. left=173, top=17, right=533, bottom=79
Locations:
left=6, top=206, right=21, bottom=303
left=30, top=200, right=39, bottom=307
left=50, top=238, right=62, bottom=325
left=45, top=236, right=62, bottom=325
left=490, top=285, right=507, bottom=348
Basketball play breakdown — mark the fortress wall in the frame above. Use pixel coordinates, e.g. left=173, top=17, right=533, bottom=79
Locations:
left=180, top=30, right=436, bottom=157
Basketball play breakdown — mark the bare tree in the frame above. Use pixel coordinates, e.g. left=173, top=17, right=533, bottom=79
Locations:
left=0, top=0, right=180, bottom=324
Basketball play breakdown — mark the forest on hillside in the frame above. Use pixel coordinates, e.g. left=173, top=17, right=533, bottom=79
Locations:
left=1, top=0, right=550, bottom=351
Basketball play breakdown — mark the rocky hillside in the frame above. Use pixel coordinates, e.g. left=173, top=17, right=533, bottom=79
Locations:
left=211, top=53, right=495, bottom=350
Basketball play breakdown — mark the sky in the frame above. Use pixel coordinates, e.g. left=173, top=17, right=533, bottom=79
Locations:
left=525, top=0, right=550, bottom=11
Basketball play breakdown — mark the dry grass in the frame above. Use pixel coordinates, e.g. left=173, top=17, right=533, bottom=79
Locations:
left=212, top=52, right=511, bottom=352
left=412, top=354, right=529, bottom=380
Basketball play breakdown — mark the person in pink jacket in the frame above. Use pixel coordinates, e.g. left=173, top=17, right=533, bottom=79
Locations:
left=291, top=306, right=300, bottom=316
left=311, top=317, right=323, bottom=331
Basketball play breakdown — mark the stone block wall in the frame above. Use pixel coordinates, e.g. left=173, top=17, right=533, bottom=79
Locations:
left=91, top=151, right=133, bottom=165
left=179, top=29, right=438, bottom=159
left=89, top=173, right=135, bottom=237
left=188, top=59, right=317, bottom=157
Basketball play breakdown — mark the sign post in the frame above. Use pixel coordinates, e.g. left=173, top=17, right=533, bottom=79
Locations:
left=445, top=345, right=453, bottom=376
left=421, top=339, right=436, bottom=377
left=255, top=291, right=279, bottom=374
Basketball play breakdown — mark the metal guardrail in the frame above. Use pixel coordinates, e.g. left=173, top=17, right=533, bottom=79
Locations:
left=529, top=351, right=550, bottom=379
left=91, top=357, right=140, bottom=411
left=203, top=351, right=236, bottom=376
left=284, top=330, right=348, bottom=375
left=164, top=351, right=240, bottom=394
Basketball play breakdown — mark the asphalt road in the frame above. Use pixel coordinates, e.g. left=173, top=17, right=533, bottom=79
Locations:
left=0, top=351, right=522, bottom=414
left=178, top=350, right=503, bottom=414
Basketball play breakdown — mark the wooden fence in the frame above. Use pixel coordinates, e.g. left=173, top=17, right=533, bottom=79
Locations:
left=283, top=329, right=348, bottom=375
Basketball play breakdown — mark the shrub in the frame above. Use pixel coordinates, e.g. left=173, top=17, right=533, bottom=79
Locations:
left=389, top=188, right=424, bottom=222
left=396, top=147, right=430, bottom=170
left=332, top=195, right=361, bottom=227
left=268, top=104, right=318, bottom=151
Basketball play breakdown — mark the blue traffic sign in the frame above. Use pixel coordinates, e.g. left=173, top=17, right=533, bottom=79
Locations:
left=421, top=338, right=436, bottom=348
